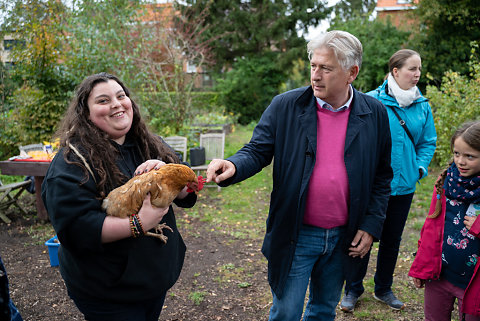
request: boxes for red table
[0,160,51,221]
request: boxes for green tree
[62,0,144,86]
[329,17,410,92]
[62,1,216,135]
[0,63,22,159]
[216,53,285,125]
[178,1,331,124]
[0,0,214,156]
[427,42,480,167]
[177,0,331,71]
[130,2,217,134]
[332,0,376,22]
[0,0,73,152]
[411,0,480,86]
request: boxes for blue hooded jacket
[367,80,437,195]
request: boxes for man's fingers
[206,160,222,182]
[348,230,373,258]
[214,167,234,183]
[351,230,366,247]
[206,159,235,183]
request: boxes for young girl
[409,121,480,321]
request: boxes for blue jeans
[345,193,414,297]
[9,301,23,321]
[269,225,346,321]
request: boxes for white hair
[307,30,363,70]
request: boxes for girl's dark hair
[55,72,179,198]
[429,120,480,218]
[449,120,480,154]
[388,49,420,74]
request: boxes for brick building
[375,0,418,30]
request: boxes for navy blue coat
[222,86,393,297]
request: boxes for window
[202,73,213,87]
[3,39,25,51]
[186,61,197,73]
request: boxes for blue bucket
[45,236,60,267]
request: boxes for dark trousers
[424,278,480,321]
[345,193,414,296]
[70,291,166,321]
[0,255,23,321]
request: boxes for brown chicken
[102,164,205,242]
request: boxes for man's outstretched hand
[206,159,236,184]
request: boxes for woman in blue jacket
[340,49,437,312]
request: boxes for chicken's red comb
[197,175,206,191]
[186,176,206,193]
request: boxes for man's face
[310,47,358,108]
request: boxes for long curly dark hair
[55,72,179,198]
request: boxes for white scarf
[387,73,421,108]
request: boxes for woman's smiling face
[87,80,133,145]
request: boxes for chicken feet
[145,223,174,243]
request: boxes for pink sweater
[303,105,351,228]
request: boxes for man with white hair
[206,30,393,320]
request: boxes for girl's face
[453,136,480,177]
[392,55,422,90]
[87,80,133,145]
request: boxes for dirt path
[1,194,272,321]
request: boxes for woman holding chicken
[42,72,197,321]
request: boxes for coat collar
[297,86,317,154]
[296,86,370,153]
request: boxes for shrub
[428,42,480,167]
[215,53,286,125]
[138,91,221,136]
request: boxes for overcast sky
[304,0,341,40]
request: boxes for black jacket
[41,136,195,303]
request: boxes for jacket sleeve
[173,192,197,208]
[408,187,445,280]
[223,96,278,185]
[416,102,437,179]
[42,154,106,254]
